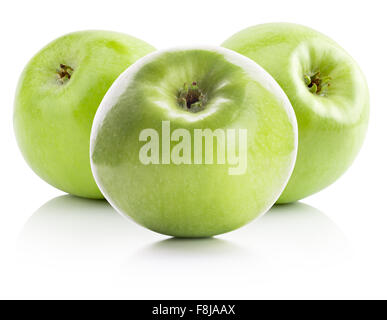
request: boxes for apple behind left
[14,30,155,199]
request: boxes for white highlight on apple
[139,121,248,175]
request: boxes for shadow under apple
[122,202,349,283]
[14,195,351,299]
[17,195,162,266]
[18,195,348,276]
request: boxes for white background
[0,0,386,300]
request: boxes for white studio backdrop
[0,0,386,299]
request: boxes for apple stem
[304,71,331,96]
[56,64,74,85]
[177,82,206,113]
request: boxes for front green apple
[222,23,370,203]
[14,31,155,199]
[90,46,298,237]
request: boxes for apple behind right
[222,23,370,203]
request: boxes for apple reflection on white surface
[129,202,349,278]
[17,195,348,267]
[17,195,158,267]
[12,195,351,299]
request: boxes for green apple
[14,31,155,199]
[222,23,369,203]
[90,46,298,237]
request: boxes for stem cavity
[56,64,74,85]
[304,71,331,96]
[177,82,206,113]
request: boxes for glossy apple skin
[223,23,369,203]
[91,47,298,237]
[14,31,155,199]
